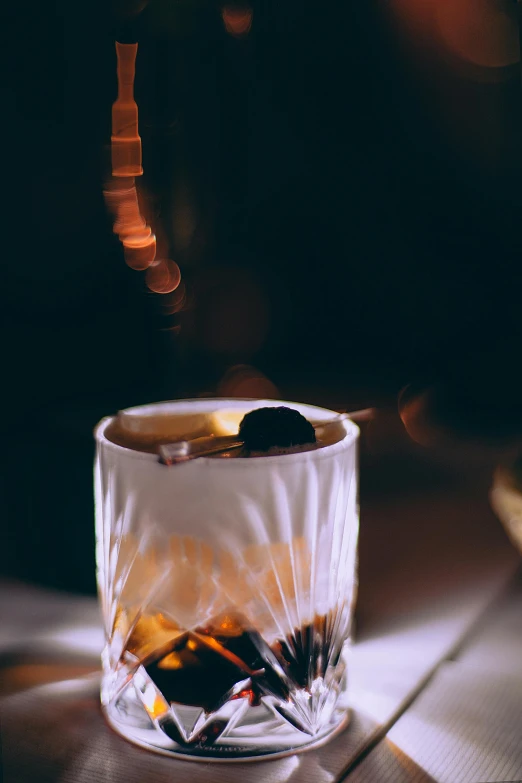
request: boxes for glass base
[103,684,351,761]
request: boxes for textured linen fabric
[0,675,376,783]
[1,569,520,783]
[349,666,522,783]
[1,466,520,783]
[346,573,522,783]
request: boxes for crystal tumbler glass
[94,398,359,760]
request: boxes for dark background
[2,0,522,593]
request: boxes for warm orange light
[158,652,184,669]
[390,0,518,70]
[160,282,186,314]
[107,181,146,237]
[104,178,157,270]
[222,5,253,37]
[123,233,157,271]
[141,688,170,719]
[145,258,182,294]
[217,365,279,400]
[435,0,518,69]
[111,43,143,176]
[104,42,183,300]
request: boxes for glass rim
[94,397,359,467]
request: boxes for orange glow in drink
[94,399,359,760]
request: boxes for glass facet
[94,399,359,760]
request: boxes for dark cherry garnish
[238,406,316,452]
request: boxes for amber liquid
[124,610,333,713]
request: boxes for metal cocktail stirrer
[158,409,374,466]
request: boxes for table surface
[2,418,522,783]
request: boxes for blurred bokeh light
[3,0,522,594]
[217,364,279,399]
[222,4,253,37]
[435,0,519,69]
[145,258,182,294]
[390,0,519,74]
